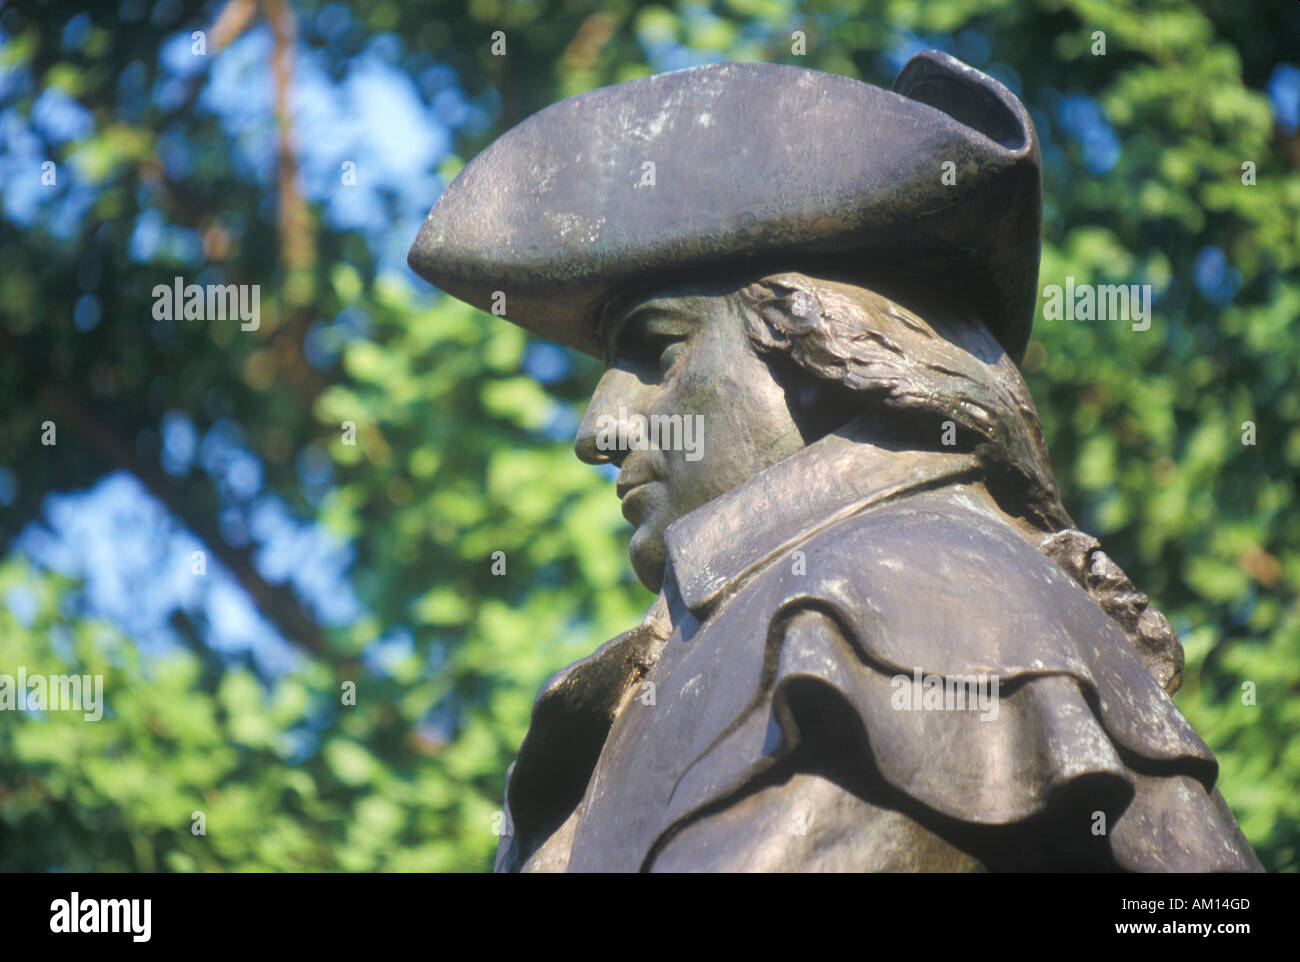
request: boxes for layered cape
[495,432,1262,872]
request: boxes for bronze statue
[410,51,1261,871]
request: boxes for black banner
[6,871,1292,948]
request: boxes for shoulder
[755,488,1121,679]
[801,488,1071,597]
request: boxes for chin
[629,525,667,593]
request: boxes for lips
[620,486,652,524]
[616,456,660,526]
[616,456,658,501]
[617,478,650,500]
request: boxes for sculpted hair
[733,272,1184,694]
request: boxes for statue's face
[574,283,808,592]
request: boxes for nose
[575,367,646,465]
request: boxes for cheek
[651,324,803,508]
[660,375,767,505]
[700,359,795,454]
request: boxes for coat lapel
[495,597,671,871]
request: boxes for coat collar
[664,416,982,617]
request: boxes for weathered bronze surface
[410,52,1262,872]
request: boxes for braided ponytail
[1039,529,1184,693]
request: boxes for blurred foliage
[1,0,1298,871]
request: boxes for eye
[610,311,693,375]
[650,336,686,374]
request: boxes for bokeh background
[1,0,1297,872]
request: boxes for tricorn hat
[409,50,1041,363]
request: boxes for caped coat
[494,438,1262,872]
